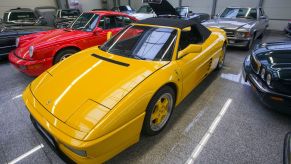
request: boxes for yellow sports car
[23,18,227,163]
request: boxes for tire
[216,44,226,70]
[53,49,79,64]
[142,86,176,136]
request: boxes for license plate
[36,122,56,148]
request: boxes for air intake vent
[91,54,130,67]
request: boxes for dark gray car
[0,8,53,57]
[203,7,269,50]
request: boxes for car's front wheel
[142,86,175,136]
[54,49,79,64]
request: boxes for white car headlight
[266,74,272,86]
[29,46,34,58]
[15,38,20,47]
[235,31,251,38]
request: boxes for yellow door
[176,43,213,99]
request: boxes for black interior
[179,26,203,50]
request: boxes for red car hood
[15,29,91,60]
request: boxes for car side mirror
[36,16,47,25]
[178,44,202,59]
[107,32,112,40]
[189,11,193,14]
[260,16,267,19]
[93,27,102,35]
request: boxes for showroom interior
[0,0,291,163]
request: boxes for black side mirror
[260,16,267,19]
[284,132,291,164]
[189,11,193,14]
[36,16,47,26]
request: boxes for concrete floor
[0,31,291,164]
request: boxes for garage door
[263,0,291,30]
[0,0,56,18]
[182,0,213,15]
[215,0,259,14]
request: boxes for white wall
[131,0,143,10]
[78,0,103,11]
[182,0,213,14]
[263,0,291,30]
[215,0,259,14]
[0,0,56,18]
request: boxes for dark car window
[70,13,99,31]
[7,12,37,22]
[176,7,188,17]
[119,6,133,12]
[99,16,116,29]
[137,5,152,13]
[99,16,132,29]
[179,27,203,50]
[101,25,177,61]
[61,10,80,18]
[220,8,257,19]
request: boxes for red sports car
[9,11,137,76]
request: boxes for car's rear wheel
[142,86,175,136]
[216,44,226,70]
[54,49,79,64]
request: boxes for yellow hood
[30,47,168,126]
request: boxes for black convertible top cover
[137,18,211,41]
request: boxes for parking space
[0,31,291,164]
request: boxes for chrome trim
[249,74,291,98]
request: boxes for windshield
[137,6,152,13]
[70,13,99,31]
[176,7,188,17]
[6,12,37,22]
[100,25,177,61]
[61,10,80,17]
[220,8,257,19]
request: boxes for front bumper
[8,51,53,76]
[23,86,144,163]
[227,37,251,47]
[243,56,291,113]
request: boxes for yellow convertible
[23,18,227,163]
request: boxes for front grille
[250,55,260,74]
[223,29,235,37]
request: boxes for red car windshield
[69,13,99,31]
[100,25,177,61]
